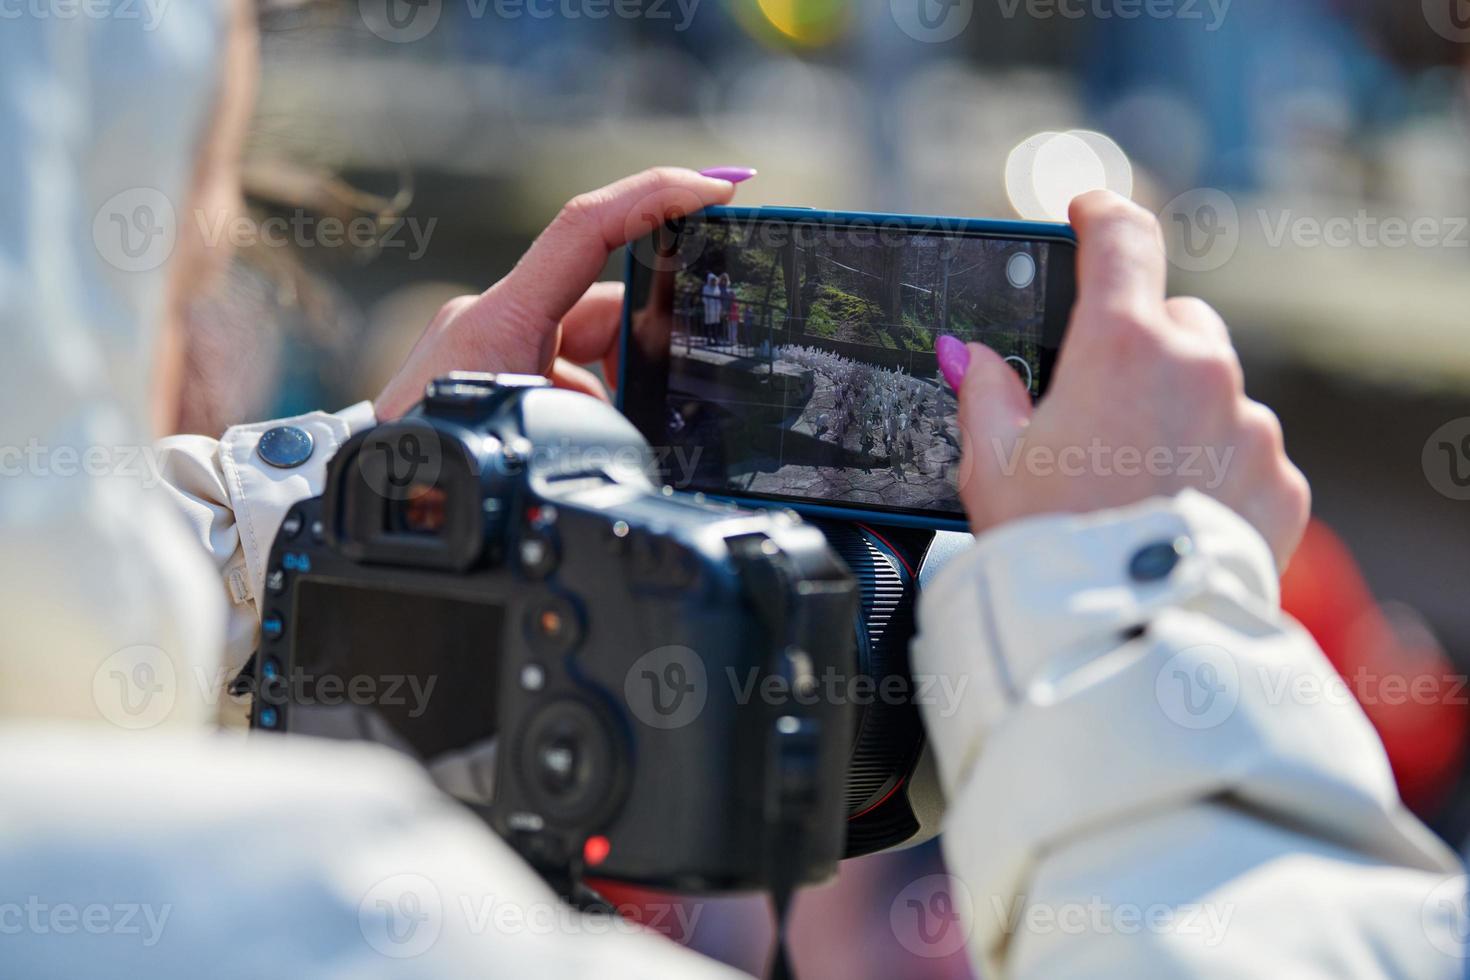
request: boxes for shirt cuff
[912,489,1280,798]
[219,402,376,609]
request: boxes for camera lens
[818,523,928,856]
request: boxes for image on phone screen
[622,211,1075,526]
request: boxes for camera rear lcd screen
[623,215,1071,522]
[291,579,503,759]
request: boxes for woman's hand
[941,191,1311,568]
[375,167,748,419]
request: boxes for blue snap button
[1129,536,1192,583]
[258,426,314,469]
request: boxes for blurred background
[196,1,1470,974]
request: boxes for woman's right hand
[941,191,1311,569]
[374,167,750,419]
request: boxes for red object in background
[584,879,704,942]
[1281,519,1468,815]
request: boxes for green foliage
[804,305,840,338]
[814,283,881,324]
[805,284,891,344]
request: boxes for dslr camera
[249,373,940,893]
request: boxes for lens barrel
[818,523,931,857]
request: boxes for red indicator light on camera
[583,835,611,867]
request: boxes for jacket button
[1129,537,1192,582]
[258,426,314,468]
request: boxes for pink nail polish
[936,335,970,391]
[700,166,758,184]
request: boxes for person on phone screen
[0,3,1464,978]
[718,273,736,348]
[702,272,722,347]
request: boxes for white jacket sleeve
[153,403,377,691]
[911,490,1469,979]
[0,728,746,980]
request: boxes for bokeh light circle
[1005,130,1136,220]
[742,0,852,47]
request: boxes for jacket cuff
[219,402,376,609]
[913,490,1279,798]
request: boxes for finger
[558,281,626,365]
[1273,462,1313,571]
[548,358,611,403]
[1166,295,1242,393]
[957,341,1034,487]
[1068,190,1168,324]
[1165,296,1230,348]
[1235,459,1311,573]
[487,167,739,371]
[602,346,620,393]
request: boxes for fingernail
[936,335,971,391]
[700,166,758,184]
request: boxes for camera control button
[517,699,622,824]
[1128,537,1192,583]
[257,426,314,469]
[426,373,551,409]
[426,378,494,407]
[519,664,546,691]
[536,736,582,796]
[280,510,304,539]
[519,532,558,578]
[261,612,285,641]
[527,596,581,655]
[265,568,287,596]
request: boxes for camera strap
[733,535,825,980]
[767,884,798,980]
[762,744,807,980]
[762,695,822,980]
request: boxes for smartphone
[619,206,1076,532]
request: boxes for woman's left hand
[374,167,745,419]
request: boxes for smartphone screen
[621,208,1075,528]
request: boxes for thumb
[953,342,1033,503]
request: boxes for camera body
[252,373,862,892]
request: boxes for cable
[767,884,797,980]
